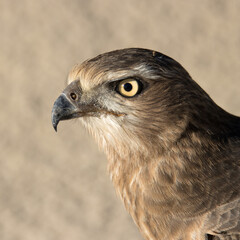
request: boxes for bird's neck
[107,151,206,240]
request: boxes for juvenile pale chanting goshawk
[52,48,240,240]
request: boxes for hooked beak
[51,94,78,132]
[52,79,125,132]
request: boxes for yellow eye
[117,79,140,97]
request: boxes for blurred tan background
[0,0,240,239]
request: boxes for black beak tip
[53,122,58,132]
[51,94,76,132]
[51,113,59,132]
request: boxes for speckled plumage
[52,48,240,240]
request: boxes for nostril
[70,92,77,100]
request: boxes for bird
[52,48,240,240]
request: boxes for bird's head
[52,48,212,158]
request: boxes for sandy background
[1,1,240,239]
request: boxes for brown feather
[53,48,240,240]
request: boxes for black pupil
[70,93,77,100]
[124,83,133,92]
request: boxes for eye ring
[117,79,142,98]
